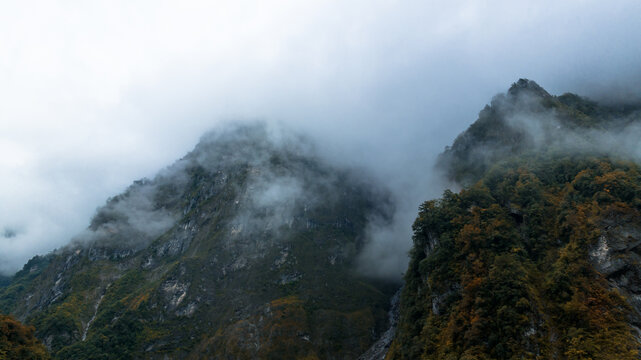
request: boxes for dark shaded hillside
[389,81,641,359]
[0,123,398,359]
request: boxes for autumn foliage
[0,313,50,360]
[389,156,641,359]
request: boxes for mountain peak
[0,122,397,359]
[507,78,551,99]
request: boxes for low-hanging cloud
[500,91,641,161]
[70,180,180,253]
[437,82,641,189]
[1,1,641,275]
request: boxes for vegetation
[3,81,640,359]
[390,79,641,359]
[437,79,641,186]
[390,156,641,359]
[0,313,50,359]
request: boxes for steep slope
[0,123,397,359]
[389,80,641,359]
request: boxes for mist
[1,1,641,275]
[495,83,641,163]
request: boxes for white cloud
[1,0,640,274]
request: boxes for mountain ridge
[3,80,641,359]
[1,122,399,359]
[388,79,641,359]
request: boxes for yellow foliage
[128,292,150,310]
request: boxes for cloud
[1,0,641,275]
[502,97,641,162]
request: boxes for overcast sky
[1,0,640,275]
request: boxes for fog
[1,1,641,275]
[502,89,641,162]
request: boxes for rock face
[590,215,641,341]
[0,123,397,359]
[389,80,641,359]
[358,288,401,360]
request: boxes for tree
[0,313,50,360]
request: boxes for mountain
[388,80,641,359]
[436,79,641,186]
[5,80,641,360]
[0,123,398,359]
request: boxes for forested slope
[389,80,641,359]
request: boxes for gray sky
[1,0,640,275]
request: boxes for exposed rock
[590,219,641,342]
[279,272,302,285]
[161,279,190,310]
[359,288,402,360]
